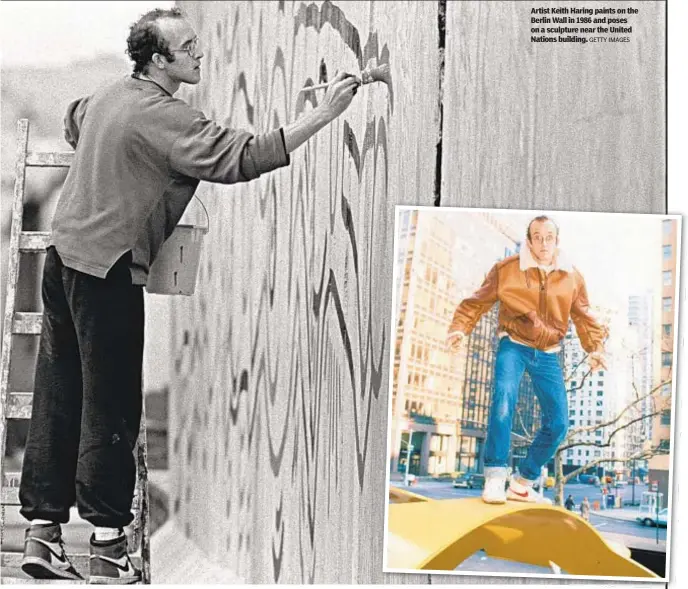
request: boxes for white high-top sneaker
[506,477,553,504]
[482,475,507,504]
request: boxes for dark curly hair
[126,7,185,75]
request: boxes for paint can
[146,195,209,295]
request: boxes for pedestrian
[580,497,591,521]
[565,494,575,511]
[18,7,360,583]
[447,216,608,505]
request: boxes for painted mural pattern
[171,1,437,583]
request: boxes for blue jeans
[483,338,568,481]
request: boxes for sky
[0,1,175,67]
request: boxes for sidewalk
[593,507,645,522]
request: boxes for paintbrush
[299,62,391,93]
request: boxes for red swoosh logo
[510,488,529,498]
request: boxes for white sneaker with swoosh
[482,476,507,504]
[507,481,553,504]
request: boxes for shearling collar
[519,244,574,273]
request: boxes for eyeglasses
[170,37,200,57]
[530,235,556,245]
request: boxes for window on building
[661,410,671,426]
[663,245,672,260]
[594,450,601,457]
[596,410,603,416]
[663,324,672,338]
[596,400,603,407]
[663,270,672,286]
[663,219,673,235]
[577,449,582,456]
[663,352,673,367]
[659,439,671,451]
[597,381,603,386]
[569,419,575,426]
[598,371,604,376]
[663,297,672,313]
[597,391,604,397]
[586,450,590,457]
[662,383,672,396]
[569,409,576,416]
[596,431,603,437]
[579,410,584,416]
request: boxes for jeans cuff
[484,466,509,479]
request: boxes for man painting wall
[18,7,359,583]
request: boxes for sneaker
[21,523,83,581]
[89,533,141,585]
[506,479,553,504]
[482,475,507,504]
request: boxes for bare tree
[512,347,672,506]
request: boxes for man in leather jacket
[447,216,608,504]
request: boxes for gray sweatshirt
[51,75,290,284]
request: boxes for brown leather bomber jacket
[448,252,608,353]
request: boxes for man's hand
[446,330,466,353]
[283,72,360,154]
[320,71,360,120]
[588,351,607,372]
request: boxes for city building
[562,323,614,476]
[390,211,541,477]
[648,219,677,504]
[626,293,656,476]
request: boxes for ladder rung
[25,151,74,167]
[19,232,51,252]
[2,471,21,504]
[1,552,143,580]
[6,392,33,419]
[12,312,42,335]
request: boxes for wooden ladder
[0,119,151,583]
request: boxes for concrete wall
[167,0,665,583]
[441,1,665,213]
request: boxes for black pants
[19,247,144,527]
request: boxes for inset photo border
[383,206,681,582]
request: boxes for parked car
[452,473,471,488]
[453,473,485,489]
[614,480,627,488]
[637,508,668,528]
